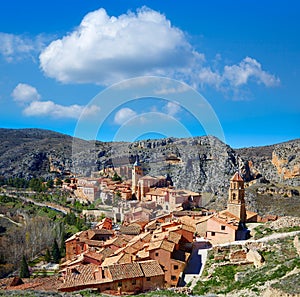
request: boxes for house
[95,217,113,230]
[205,214,239,244]
[65,230,114,261]
[59,260,164,293]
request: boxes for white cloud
[39,7,201,85]
[154,84,190,95]
[12,83,99,119]
[11,83,41,103]
[198,67,222,88]
[198,57,280,90]
[164,101,181,117]
[23,100,99,119]
[38,6,279,96]
[0,33,47,62]
[223,57,280,87]
[114,108,137,125]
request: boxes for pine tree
[44,248,51,263]
[51,239,61,264]
[20,255,30,278]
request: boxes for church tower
[227,172,246,223]
[132,156,143,199]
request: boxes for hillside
[0,128,299,216]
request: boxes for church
[203,172,256,244]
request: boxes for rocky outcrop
[262,287,300,297]
[272,151,300,180]
[0,128,299,214]
[293,236,300,256]
[246,249,264,268]
[237,139,300,187]
[268,216,300,230]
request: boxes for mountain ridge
[0,128,299,215]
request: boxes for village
[0,157,282,295]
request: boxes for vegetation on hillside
[193,236,300,296]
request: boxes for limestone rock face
[237,139,300,187]
[293,236,300,256]
[0,128,299,214]
[246,249,264,268]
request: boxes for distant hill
[0,128,299,215]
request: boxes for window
[155,252,159,257]
[174,265,179,270]
[211,232,215,236]
[132,279,136,285]
[171,275,177,281]
[221,225,226,231]
[232,193,236,200]
[102,270,105,278]
[146,277,151,282]
[118,282,122,287]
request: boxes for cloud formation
[198,57,280,90]
[12,83,41,103]
[23,101,99,119]
[164,101,181,117]
[11,83,99,119]
[39,7,200,85]
[0,33,46,62]
[114,108,137,125]
[39,7,279,94]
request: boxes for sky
[0,0,299,148]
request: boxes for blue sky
[0,0,299,148]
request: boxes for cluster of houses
[62,158,202,222]
[56,171,260,294]
[60,215,194,293]
[1,169,274,295]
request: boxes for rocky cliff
[0,128,299,215]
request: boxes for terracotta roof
[230,172,244,181]
[119,224,141,235]
[108,262,143,281]
[181,223,196,233]
[148,239,175,252]
[101,253,124,267]
[84,251,103,262]
[7,277,62,291]
[152,231,169,242]
[83,239,105,247]
[128,240,145,251]
[195,214,214,224]
[139,260,164,277]
[209,215,239,230]
[99,247,114,259]
[136,249,150,259]
[219,210,240,221]
[60,264,111,290]
[128,231,152,244]
[65,231,83,243]
[145,220,158,230]
[104,235,131,248]
[88,229,114,238]
[246,210,258,219]
[168,231,182,244]
[178,216,197,227]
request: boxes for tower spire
[227,172,246,223]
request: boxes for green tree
[64,178,71,184]
[20,255,30,278]
[51,239,61,264]
[44,248,51,263]
[46,179,54,188]
[55,178,63,186]
[112,172,122,182]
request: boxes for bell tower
[227,172,246,223]
[132,156,143,198]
